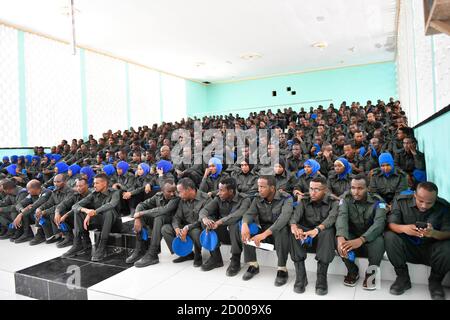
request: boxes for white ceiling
[0,0,398,83]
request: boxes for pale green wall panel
[187,62,397,117]
[415,111,450,202]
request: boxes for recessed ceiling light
[316,16,325,22]
[312,41,328,49]
[240,53,262,60]
[60,6,80,15]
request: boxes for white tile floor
[0,238,448,300]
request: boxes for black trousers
[384,230,450,277]
[234,224,290,267]
[161,224,202,255]
[341,233,385,274]
[0,210,15,228]
[201,223,243,258]
[290,227,336,264]
[74,208,122,241]
[49,211,75,236]
[22,210,54,239]
[136,214,171,255]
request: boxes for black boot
[57,233,73,248]
[173,252,195,263]
[56,232,73,248]
[275,269,289,287]
[390,267,411,295]
[226,254,241,277]
[14,228,34,244]
[0,227,15,240]
[293,261,308,293]
[242,265,260,281]
[316,262,329,295]
[62,233,84,258]
[29,228,46,246]
[126,238,146,264]
[82,233,92,251]
[10,228,23,242]
[91,239,108,262]
[134,251,159,268]
[193,247,203,267]
[428,271,445,300]
[201,248,224,271]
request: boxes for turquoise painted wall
[415,111,450,202]
[186,80,208,117]
[187,61,398,117]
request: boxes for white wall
[0,23,187,148]
[0,24,21,147]
[396,0,450,126]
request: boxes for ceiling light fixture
[312,41,328,49]
[239,53,262,61]
[316,16,325,22]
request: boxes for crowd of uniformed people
[0,98,448,300]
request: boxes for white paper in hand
[245,240,274,251]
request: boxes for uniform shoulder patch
[396,194,413,201]
[339,198,345,206]
[378,203,386,209]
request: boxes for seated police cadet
[56,178,91,250]
[0,179,28,240]
[327,158,352,198]
[369,153,408,205]
[126,179,180,267]
[13,180,52,244]
[335,174,387,290]
[289,176,338,295]
[198,177,251,275]
[34,174,75,245]
[161,178,210,267]
[385,182,450,300]
[65,173,122,262]
[230,159,258,197]
[200,157,229,197]
[240,175,293,287]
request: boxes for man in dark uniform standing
[385,182,450,300]
[289,176,339,295]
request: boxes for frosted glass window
[161,74,186,123]
[24,32,82,147]
[128,64,161,128]
[0,25,21,147]
[85,51,127,139]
